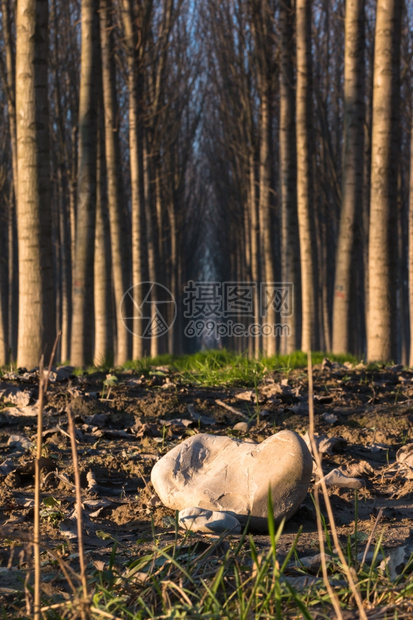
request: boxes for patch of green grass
[40,350,359,386]
[122,349,359,387]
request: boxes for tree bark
[408,118,413,366]
[16,0,56,368]
[367,0,402,362]
[121,0,147,360]
[94,121,114,365]
[333,0,365,355]
[71,0,99,367]
[1,0,18,363]
[100,0,130,365]
[279,0,299,354]
[296,0,318,352]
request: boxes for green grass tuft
[122,349,360,387]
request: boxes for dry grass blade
[34,331,62,619]
[67,403,90,619]
[90,607,125,620]
[360,508,383,570]
[34,355,44,620]
[307,351,368,620]
[308,352,343,620]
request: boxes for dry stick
[67,404,90,618]
[215,398,250,420]
[307,351,368,620]
[307,352,343,620]
[360,508,384,570]
[89,607,125,620]
[34,355,44,620]
[34,331,62,619]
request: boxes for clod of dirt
[397,443,413,469]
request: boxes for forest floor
[1,353,413,618]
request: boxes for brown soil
[1,360,413,614]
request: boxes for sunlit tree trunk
[279,0,299,354]
[367,0,402,362]
[249,152,261,357]
[143,138,159,359]
[94,122,114,365]
[16,0,56,368]
[121,0,146,360]
[257,82,275,357]
[296,0,318,352]
[332,0,365,355]
[100,0,130,365]
[71,0,99,366]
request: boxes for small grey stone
[7,435,33,451]
[179,507,241,534]
[321,412,338,424]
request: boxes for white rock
[179,507,241,534]
[317,468,364,489]
[151,430,313,532]
[233,422,249,432]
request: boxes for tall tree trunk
[279,0,299,354]
[367,0,402,362]
[57,166,72,362]
[248,151,261,357]
[143,138,159,358]
[408,118,413,366]
[121,0,146,360]
[1,0,17,187]
[332,0,365,354]
[71,0,99,367]
[94,121,114,365]
[16,0,56,367]
[51,0,72,362]
[296,0,318,352]
[100,0,130,365]
[259,86,276,357]
[0,198,9,365]
[1,0,18,362]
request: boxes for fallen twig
[307,351,367,620]
[67,403,90,619]
[34,332,61,620]
[215,398,249,420]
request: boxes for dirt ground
[1,359,413,614]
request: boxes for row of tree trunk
[0,0,411,367]
[202,0,411,363]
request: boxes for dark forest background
[0,0,412,368]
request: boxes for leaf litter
[0,360,413,615]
